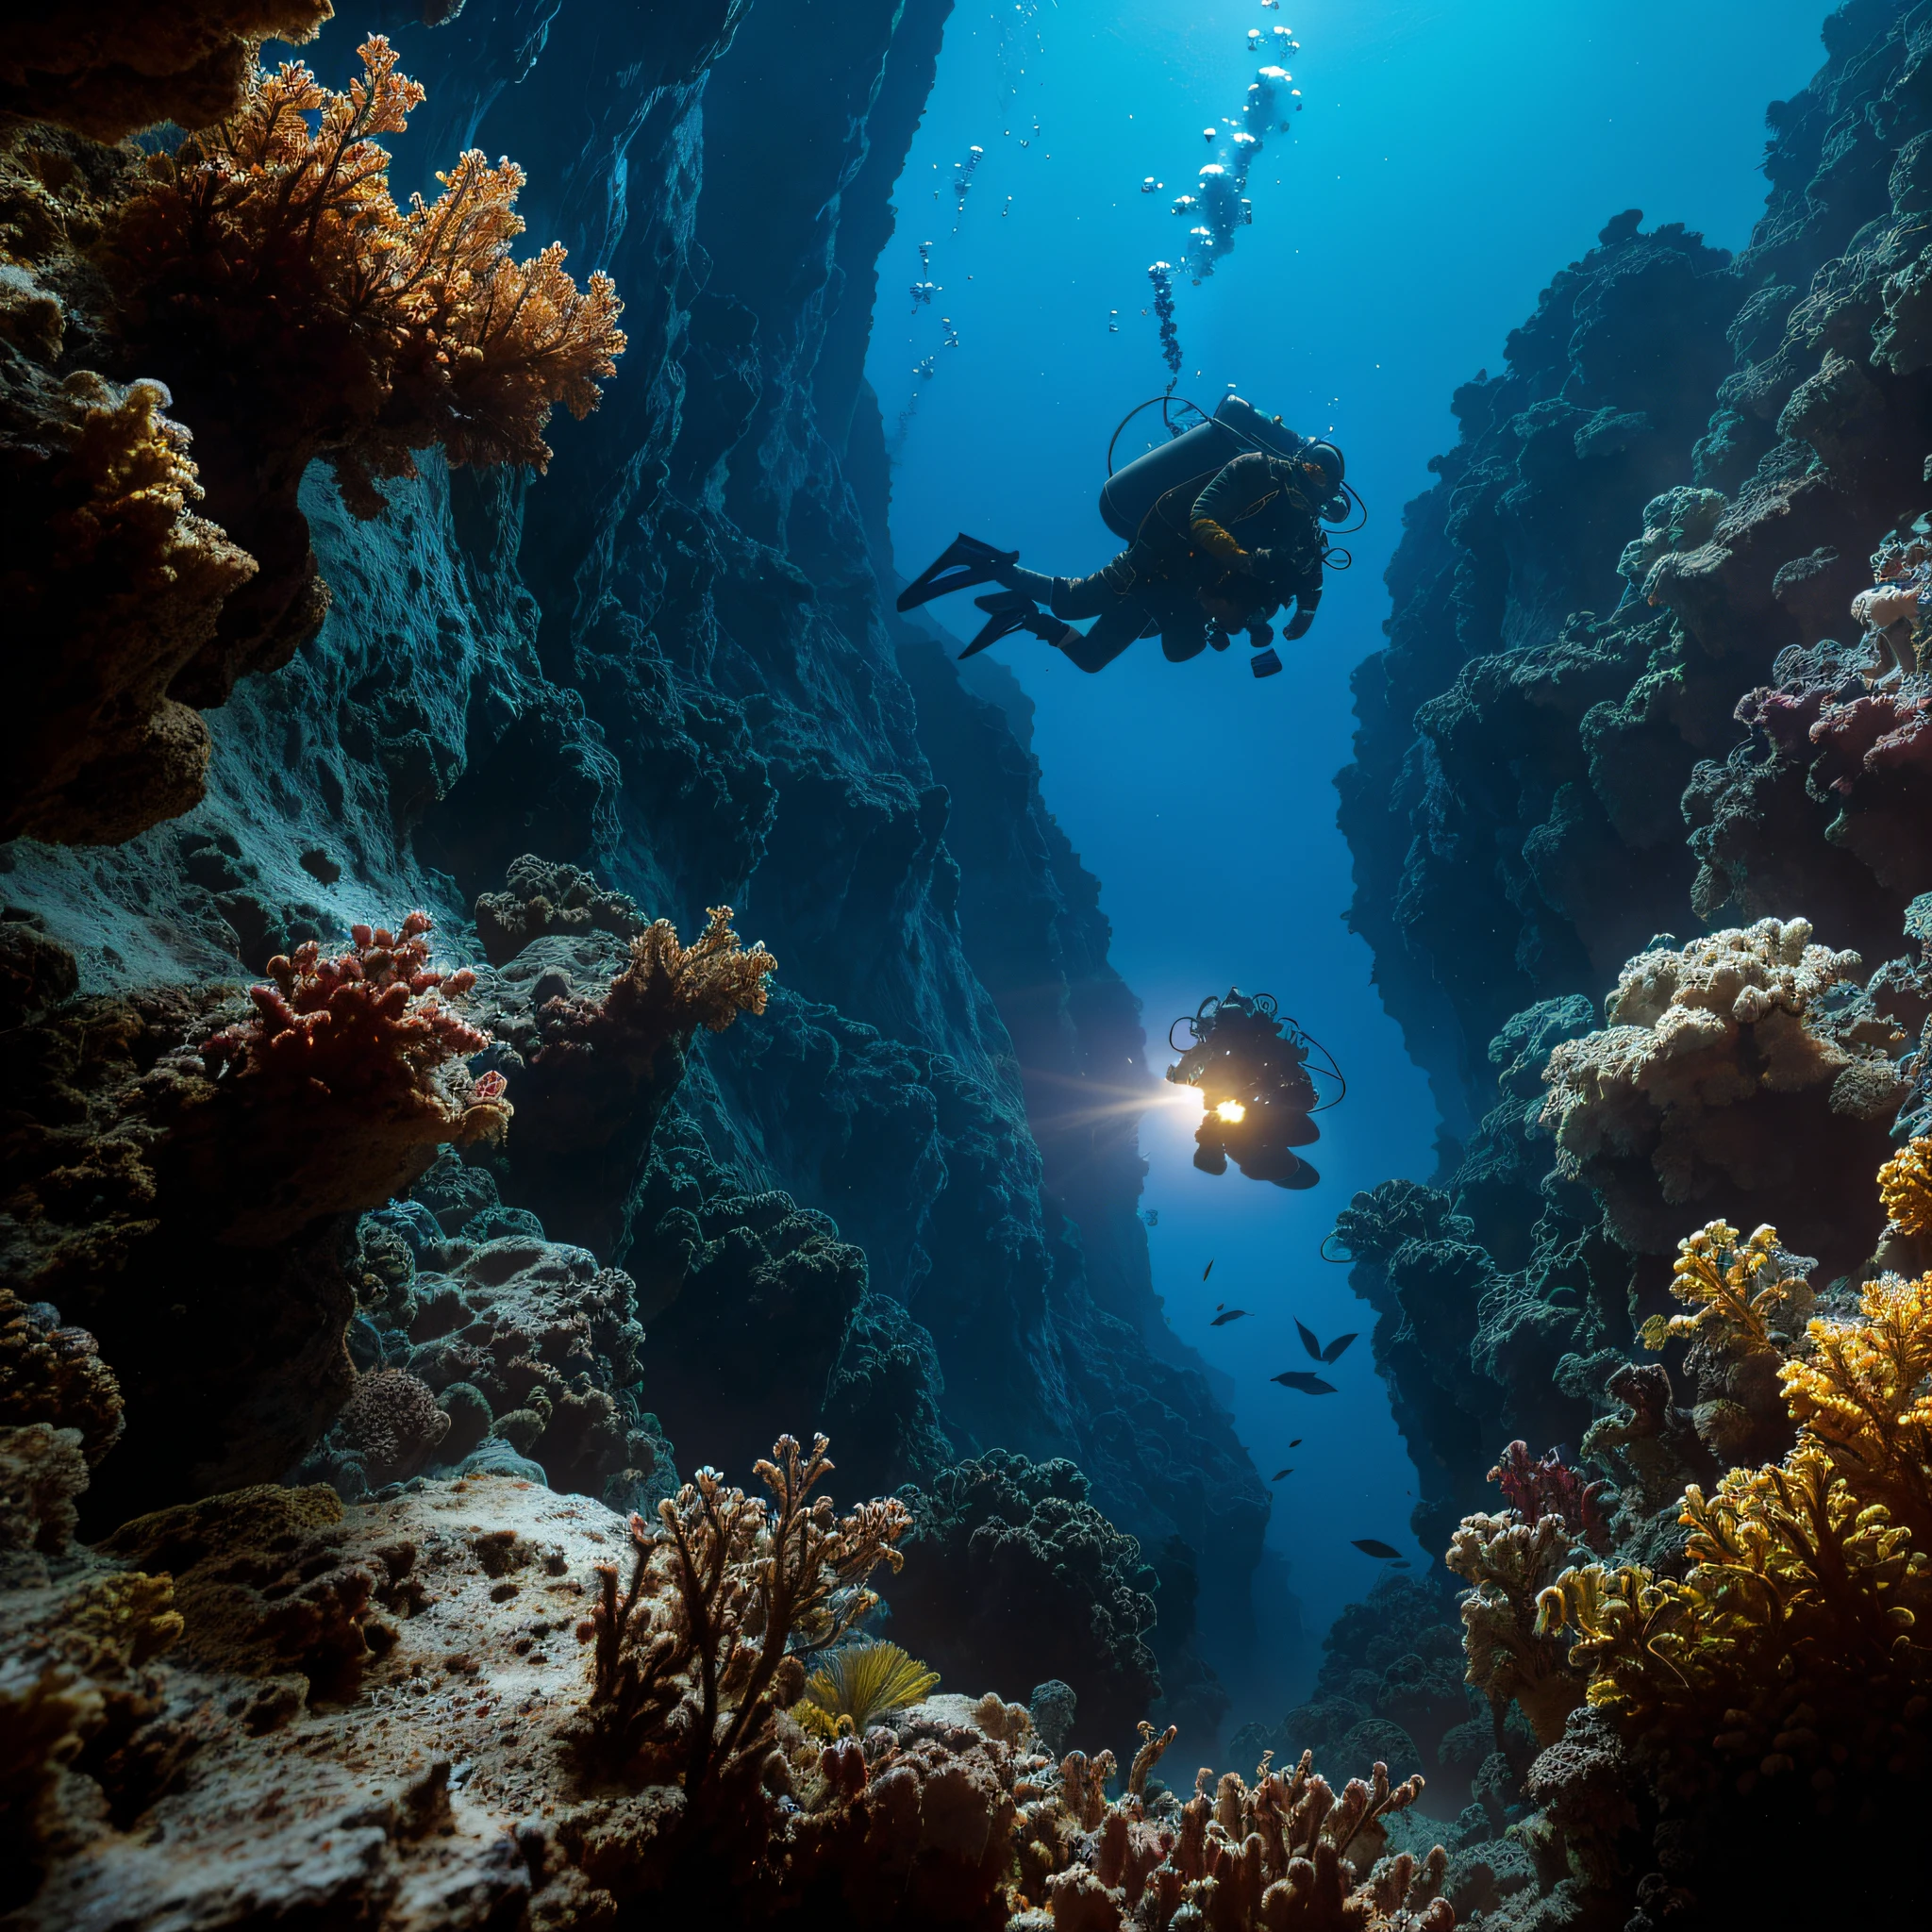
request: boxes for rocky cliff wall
[1,0,1263,1722]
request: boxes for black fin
[897,533,1020,611]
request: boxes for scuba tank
[1099,394,1307,541]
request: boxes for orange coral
[111,34,626,519]
[537,906,776,1071]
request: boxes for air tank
[1098,394,1305,541]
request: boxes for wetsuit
[1031,451,1329,674]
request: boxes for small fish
[1295,1319,1323,1360]
[1352,1539,1403,1560]
[1272,1468,1293,1481]
[1391,1560,1413,1571]
[1272,1372,1337,1395]
[1321,1331,1357,1364]
[1203,1259,1215,1281]
[1289,1438,1303,1448]
[1211,1308,1249,1326]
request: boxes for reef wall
[1,0,1263,1729]
[1334,0,1932,1538]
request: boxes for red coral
[205,910,487,1099]
[1487,1440,1612,1553]
[184,911,508,1243]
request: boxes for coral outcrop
[1,27,624,845]
[888,1451,1164,1757]
[0,914,501,1524]
[1538,917,1904,1269]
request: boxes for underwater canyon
[5,1,1932,1927]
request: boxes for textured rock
[3,0,1265,1623]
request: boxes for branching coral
[578,1432,911,1806]
[1487,1442,1611,1555]
[192,910,508,1241]
[0,2,335,142]
[1878,1135,1932,1238]
[1532,1155,1932,1818]
[1013,1743,1456,1931]
[1445,1511,1586,1748]
[1539,919,1903,1264]
[1638,1219,1814,1462]
[794,1640,939,1740]
[110,36,626,519]
[536,906,775,1073]
[3,24,628,846]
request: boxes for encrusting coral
[889,1450,1162,1756]
[1539,918,1905,1269]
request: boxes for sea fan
[795,1641,939,1739]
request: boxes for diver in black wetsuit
[898,440,1341,674]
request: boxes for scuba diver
[897,396,1351,676]
[1165,989,1342,1189]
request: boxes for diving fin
[959,591,1078,659]
[897,534,1021,611]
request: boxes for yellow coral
[1878,1137,1932,1238]
[1639,1220,1811,1357]
[623,907,777,1037]
[1445,1510,1585,1746]
[793,1640,938,1739]
[1781,1270,1932,1546]
[1524,1150,1932,1807]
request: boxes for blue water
[869,0,1828,1716]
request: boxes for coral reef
[302,1153,662,1510]
[1,25,623,845]
[0,914,503,1524]
[1539,918,1904,1269]
[1009,1742,1456,1932]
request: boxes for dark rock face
[4,0,1263,1647]
[1332,6,1932,1547]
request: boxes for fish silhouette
[1203,1259,1215,1281]
[1352,1539,1403,1560]
[1210,1308,1249,1326]
[1391,1560,1413,1571]
[1289,1438,1303,1448]
[1271,1467,1293,1480]
[1271,1372,1337,1395]
[1298,1320,1357,1364]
